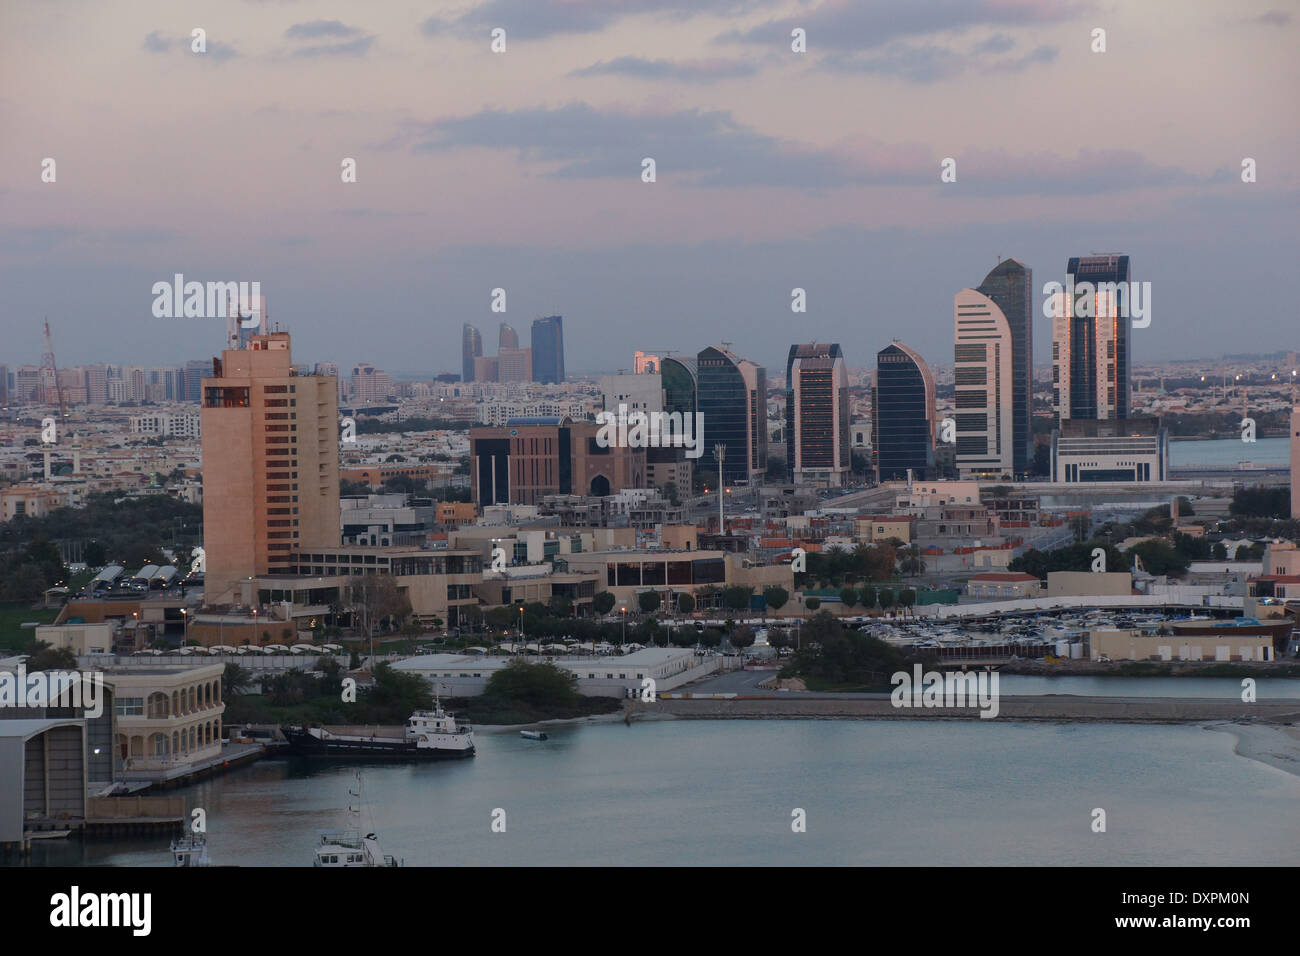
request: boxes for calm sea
[20,719,1300,867]
[1168,436,1288,469]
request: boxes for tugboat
[282,702,475,760]
[170,833,211,867]
[520,729,549,741]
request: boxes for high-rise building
[953,287,1014,478]
[473,355,500,383]
[349,364,391,404]
[785,343,850,486]
[697,346,767,484]
[462,324,483,382]
[184,360,209,403]
[1052,254,1131,422]
[974,258,1033,473]
[497,347,532,383]
[873,342,935,481]
[0,364,8,405]
[660,357,697,417]
[200,332,340,602]
[633,351,660,374]
[531,316,565,384]
[498,323,519,351]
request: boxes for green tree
[898,590,917,615]
[858,585,877,609]
[805,597,821,611]
[638,591,661,614]
[222,662,252,696]
[24,641,77,671]
[676,592,696,614]
[730,626,756,654]
[877,588,895,612]
[721,586,752,611]
[763,586,789,612]
[482,659,581,709]
[364,662,434,722]
[593,592,617,616]
[839,587,858,608]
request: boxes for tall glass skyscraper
[697,346,767,484]
[873,341,935,481]
[462,324,482,383]
[531,315,565,384]
[785,343,850,486]
[1052,254,1131,421]
[974,258,1033,474]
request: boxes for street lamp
[620,605,626,648]
[181,608,188,646]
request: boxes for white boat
[314,773,402,867]
[170,833,211,867]
[520,729,549,740]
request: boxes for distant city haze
[1,0,1296,373]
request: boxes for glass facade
[976,259,1032,475]
[530,315,565,384]
[698,347,756,483]
[874,343,934,481]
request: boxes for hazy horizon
[2,0,1297,377]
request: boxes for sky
[1,0,1297,377]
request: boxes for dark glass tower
[660,356,697,416]
[697,346,766,484]
[1063,255,1131,421]
[873,342,935,481]
[975,259,1033,475]
[785,343,849,483]
[462,324,482,383]
[531,315,565,384]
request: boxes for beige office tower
[1292,404,1300,519]
[200,332,339,603]
[953,289,1014,477]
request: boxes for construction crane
[41,318,66,419]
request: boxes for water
[1169,436,1288,469]
[21,720,1300,867]
[997,675,1300,698]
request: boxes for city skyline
[2,2,1297,373]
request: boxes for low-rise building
[1089,628,1274,662]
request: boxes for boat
[170,833,211,867]
[520,729,549,740]
[314,773,402,867]
[281,703,474,760]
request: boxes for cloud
[394,103,1192,196]
[569,56,760,83]
[824,37,1057,83]
[421,0,777,40]
[718,0,1093,52]
[291,34,376,57]
[142,31,239,61]
[973,33,1015,54]
[286,20,363,39]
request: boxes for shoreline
[1204,721,1300,779]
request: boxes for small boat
[170,833,211,867]
[520,730,548,741]
[314,772,402,867]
